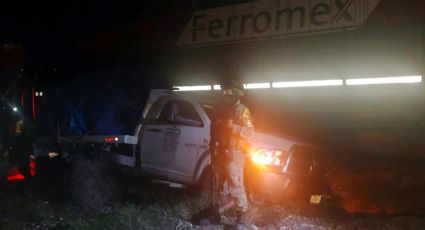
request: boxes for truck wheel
[246,165,270,206]
[247,181,284,205]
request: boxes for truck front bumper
[245,161,330,205]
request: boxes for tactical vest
[213,102,253,153]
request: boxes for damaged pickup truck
[34,90,330,205]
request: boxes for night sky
[0,0,254,136]
[0,0,186,83]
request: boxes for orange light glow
[250,148,282,166]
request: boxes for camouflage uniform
[215,101,254,212]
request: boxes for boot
[233,211,250,230]
[192,205,221,226]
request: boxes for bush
[70,150,119,211]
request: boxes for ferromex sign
[176,0,381,47]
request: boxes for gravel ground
[1,185,425,230]
[2,153,425,229]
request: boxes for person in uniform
[212,79,254,228]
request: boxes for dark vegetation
[2,148,425,229]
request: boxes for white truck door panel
[140,124,168,176]
[160,125,208,183]
[140,96,210,184]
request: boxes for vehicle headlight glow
[250,148,283,166]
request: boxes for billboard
[176,0,381,47]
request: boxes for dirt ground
[1,180,425,230]
[2,152,425,229]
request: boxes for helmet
[221,78,244,96]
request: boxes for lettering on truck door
[140,97,209,183]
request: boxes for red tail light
[7,166,25,181]
[6,158,36,181]
[104,136,119,143]
[30,159,36,177]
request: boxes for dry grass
[328,160,425,215]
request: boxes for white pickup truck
[34,90,328,204]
